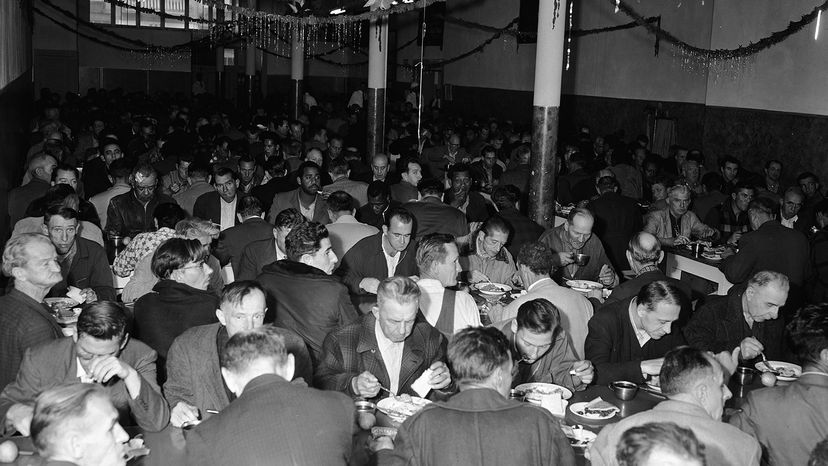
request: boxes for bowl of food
[610,381,638,401]
[565,280,603,293]
[474,282,512,297]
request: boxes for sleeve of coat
[338,284,360,322]
[313,332,358,398]
[584,313,645,385]
[682,303,720,352]
[0,348,46,427]
[374,418,420,466]
[163,336,195,410]
[337,247,366,295]
[213,232,232,268]
[88,246,116,301]
[236,245,258,281]
[126,347,171,431]
[720,239,756,285]
[106,199,124,238]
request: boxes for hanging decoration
[195,0,445,25]
[363,0,395,10]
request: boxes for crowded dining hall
[1,0,828,464]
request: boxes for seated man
[257,222,358,364]
[585,281,687,384]
[315,277,452,399]
[444,163,492,223]
[497,241,593,359]
[0,233,65,389]
[325,190,379,260]
[587,176,644,272]
[705,182,754,244]
[267,161,330,225]
[491,185,544,257]
[459,216,517,285]
[356,180,399,229]
[322,157,368,207]
[165,281,312,428]
[0,301,169,435]
[41,206,114,302]
[538,207,619,288]
[390,157,423,203]
[186,326,354,466]
[374,327,575,465]
[589,346,759,466]
[213,196,274,276]
[644,184,718,247]
[615,422,707,466]
[112,203,185,279]
[730,304,828,466]
[337,208,418,296]
[30,384,131,466]
[500,299,593,391]
[193,167,242,231]
[685,270,788,361]
[402,178,469,241]
[604,232,693,319]
[415,233,481,335]
[236,208,305,281]
[106,163,176,241]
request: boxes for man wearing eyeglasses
[105,164,176,241]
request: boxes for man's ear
[299,253,313,267]
[119,333,130,351]
[278,354,296,381]
[220,368,238,395]
[657,250,665,265]
[510,319,518,334]
[216,309,227,326]
[41,223,49,236]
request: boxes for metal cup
[736,367,755,385]
[693,243,704,257]
[574,253,591,266]
[508,389,525,402]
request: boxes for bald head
[29,154,58,182]
[627,231,663,270]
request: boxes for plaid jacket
[705,197,749,238]
[315,313,448,400]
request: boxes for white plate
[566,280,604,293]
[754,361,802,381]
[569,401,619,420]
[514,382,573,401]
[701,253,722,261]
[377,396,431,423]
[473,283,512,296]
[561,425,597,448]
[44,297,79,309]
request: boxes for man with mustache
[267,162,330,225]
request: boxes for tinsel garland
[195,0,446,25]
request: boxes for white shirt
[528,277,553,293]
[417,278,481,333]
[628,301,651,347]
[382,238,401,277]
[375,318,404,394]
[299,198,316,222]
[219,197,237,231]
[76,358,95,383]
[781,214,798,229]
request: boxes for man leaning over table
[644,184,718,247]
[373,327,575,466]
[495,241,593,359]
[0,301,169,436]
[314,276,453,400]
[500,299,593,392]
[730,304,828,466]
[164,281,312,428]
[585,281,687,385]
[538,207,620,288]
[588,346,760,466]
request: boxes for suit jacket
[47,237,115,301]
[80,156,111,198]
[0,289,64,390]
[186,374,354,466]
[322,178,369,208]
[590,400,761,466]
[325,216,379,261]
[164,323,313,414]
[106,191,177,239]
[721,220,810,287]
[539,223,615,283]
[236,238,281,281]
[497,207,544,258]
[604,270,694,328]
[585,295,687,384]
[213,217,274,274]
[192,191,243,227]
[267,188,330,224]
[443,190,491,223]
[173,180,215,216]
[644,208,712,243]
[377,388,575,466]
[402,197,468,240]
[336,233,419,296]
[257,261,358,364]
[730,373,828,466]
[684,284,786,361]
[0,337,169,432]
[315,313,448,400]
[8,179,50,226]
[588,191,643,271]
[251,176,295,215]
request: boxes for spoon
[759,352,778,374]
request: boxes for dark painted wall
[0,71,35,246]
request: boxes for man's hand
[5,403,33,436]
[712,347,741,378]
[640,358,664,377]
[598,264,616,287]
[720,248,736,259]
[359,278,381,294]
[352,371,381,398]
[427,362,451,389]
[469,270,490,284]
[571,360,594,386]
[369,436,395,452]
[80,288,98,303]
[727,232,742,245]
[673,235,690,246]
[556,252,574,267]
[170,402,200,428]
[89,356,141,399]
[739,337,764,360]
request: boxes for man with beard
[539,207,619,288]
[106,164,176,240]
[267,162,330,224]
[41,206,114,302]
[193,167,243,231]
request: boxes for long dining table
[664,246,734,295]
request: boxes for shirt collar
[528,277,553,292]
[334,214,360,224]
[628,300,650,342]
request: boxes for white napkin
[540,391,566,417]
[66,286,85,304]
[411,368,434,398]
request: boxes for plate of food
[377,394,432,424]
[55,307,81,325]
[565,280,603,293]
[561,424,597,448]
[754,361,801,381]
[701,252,723,261]
[44,297,79,312]
[474,282,512,296]
[569,398,620,420]
[514,382,573,401]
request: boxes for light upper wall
[1,1,32,90]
